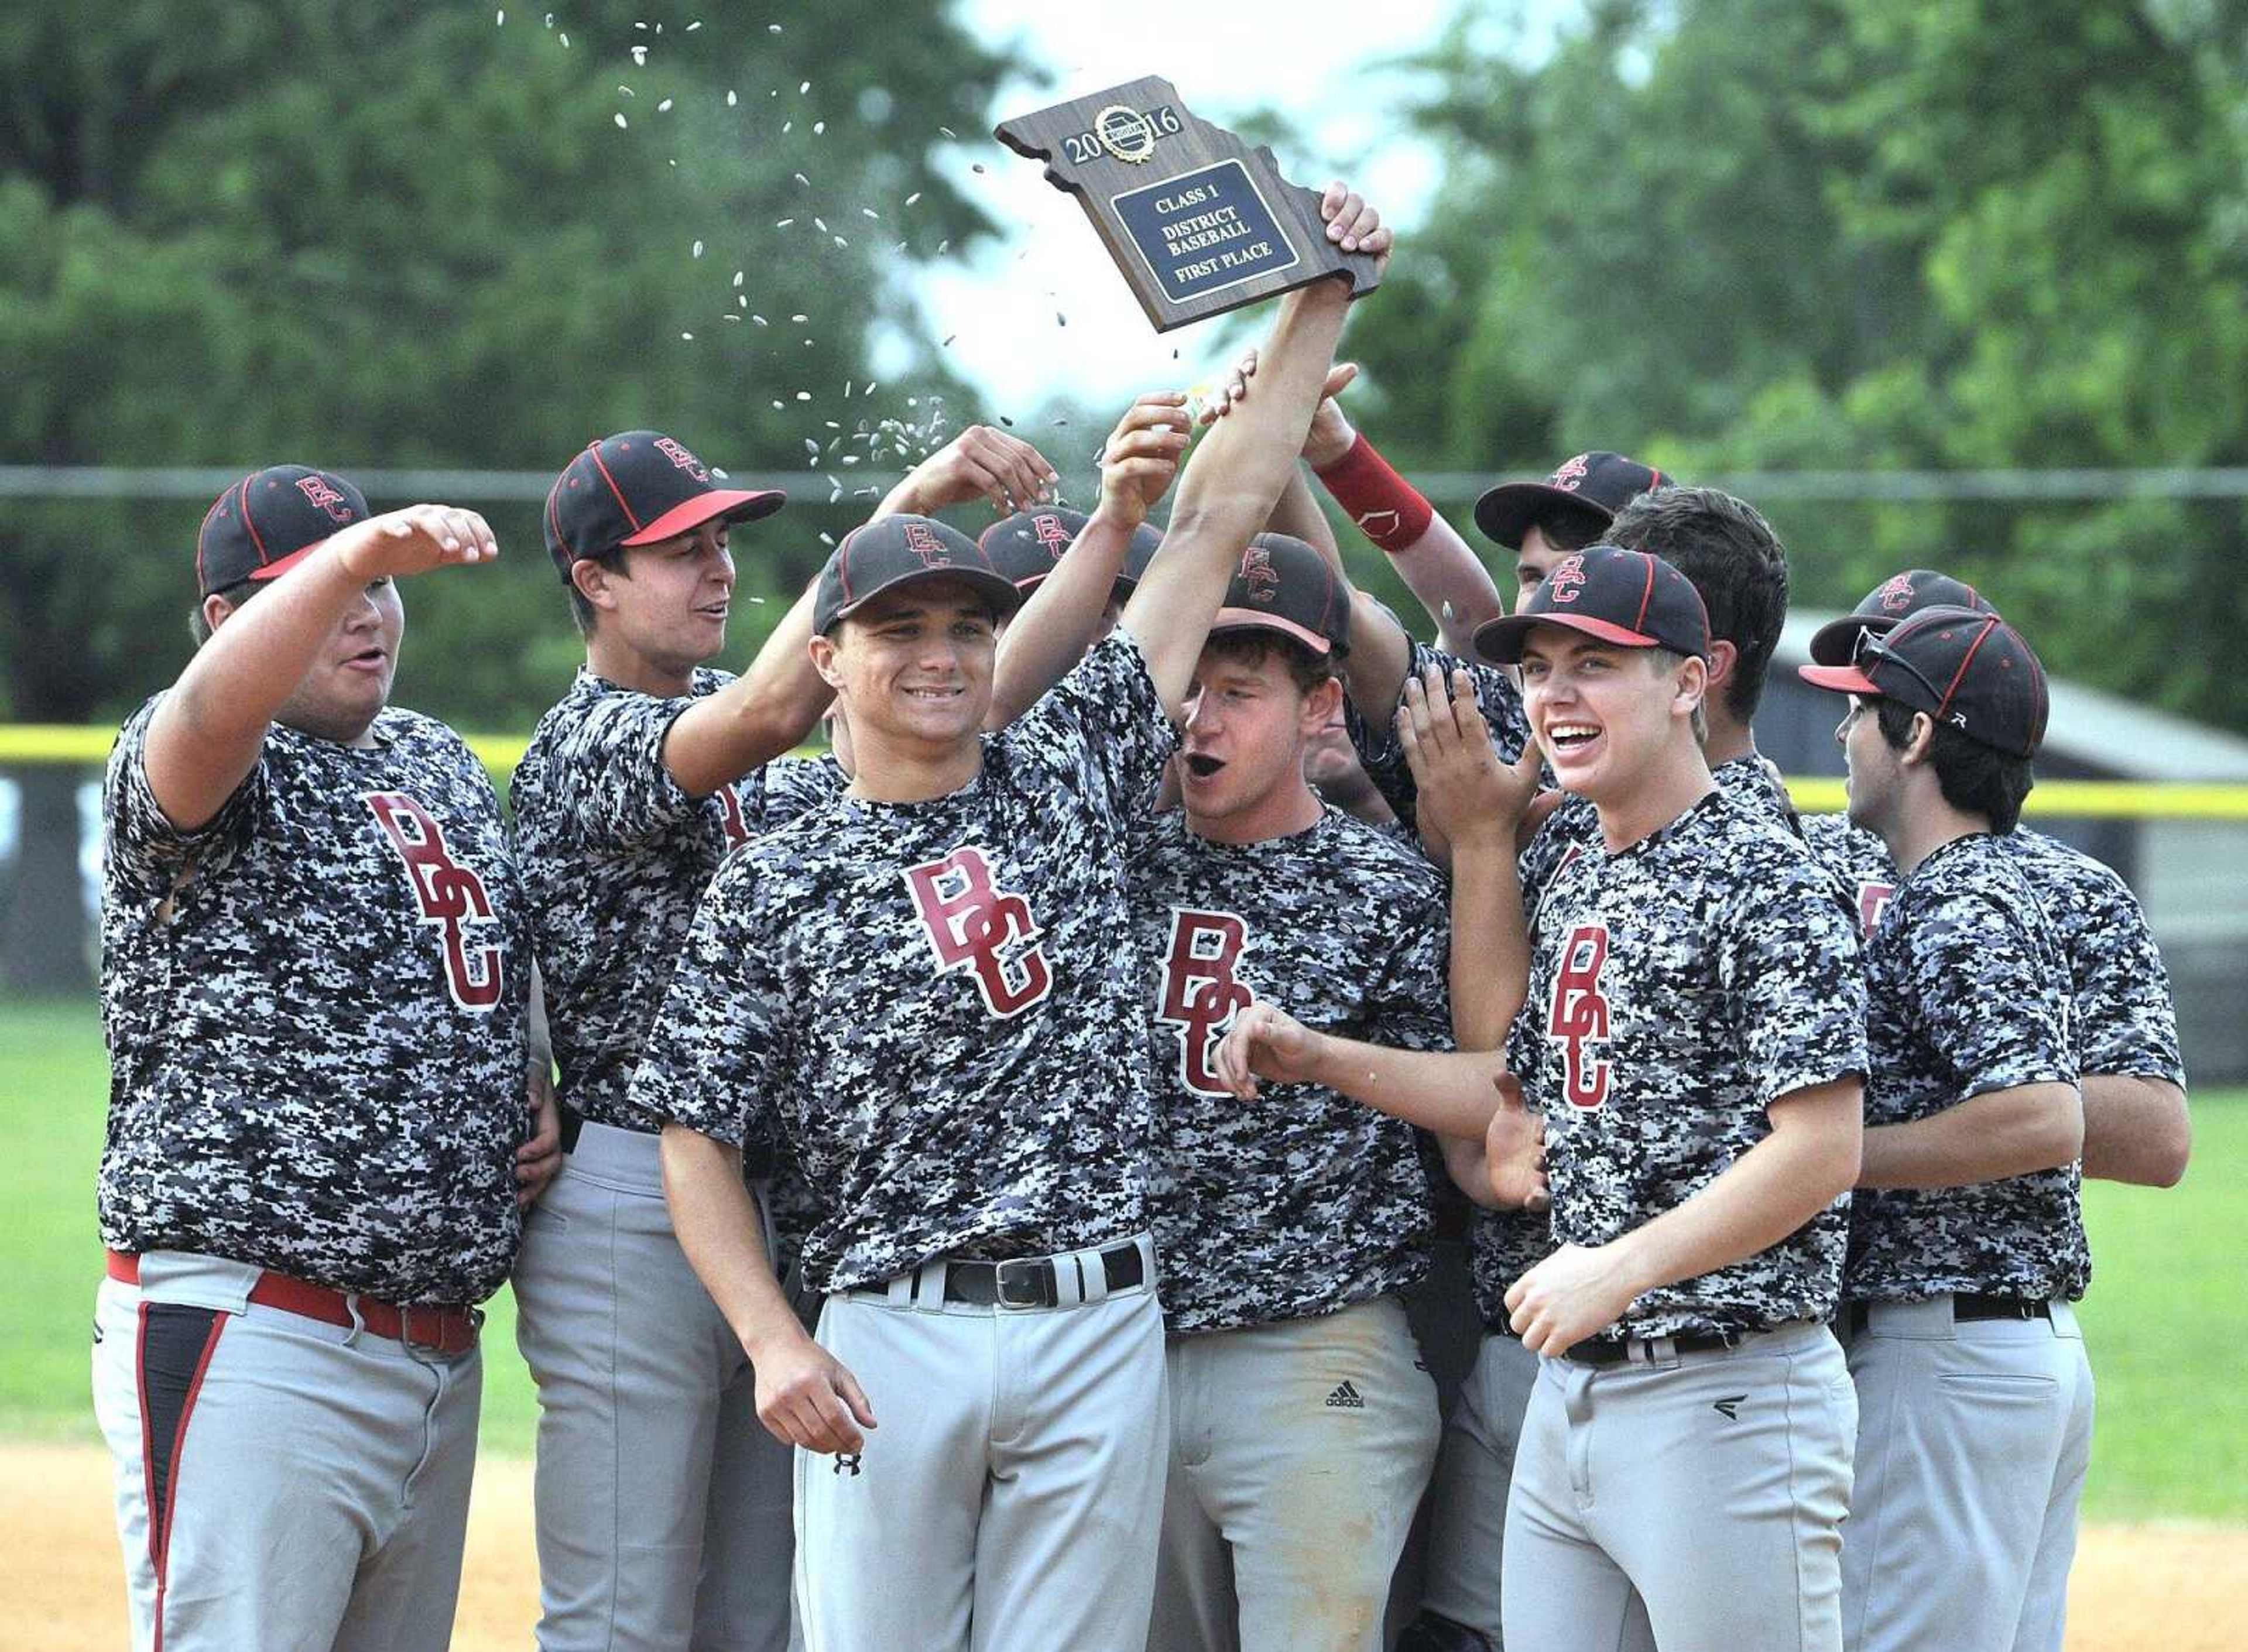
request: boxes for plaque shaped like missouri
[996,77,1384,333]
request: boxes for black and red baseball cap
[1211,533,1351,657]
[1473,451,1667,551]
[544,430,784,580]
[1472,545,1711,664]
[980,507,1090,589]
[1798,605,2048,757]
[196,465,372,596]
[979,508,1166,599]
[814,514,1023,634]
[1807,569,1996,666]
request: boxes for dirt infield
[10,1438,2241,1648]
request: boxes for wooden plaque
[995,77,1383,334]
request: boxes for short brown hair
[1202,628,1337,696]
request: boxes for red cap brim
[1797,662,1881,696]
[1211,607,1337,657]
[1472,609,1660,664]
[621,488,786,546]
[245,538,333,582]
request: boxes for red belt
[106,1250,479,1355]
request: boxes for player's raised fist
[333,505,499,580]
[1098,392,1192,528]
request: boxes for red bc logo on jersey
[1856,880,1896,938]
[1547,923,1612,1109]
[715,784,752,849]
[1156,909,1253,1097]
[902,846,1054,1019]
[364,791,505,1012]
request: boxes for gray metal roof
[1778,612,2248,782]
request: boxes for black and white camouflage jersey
[1489,788,1867,1339]
[629,630,1176,1295]
[1848,831,2087,1305]
[1520,753,1800,916]
[1805,814,2184,1087]
[760,749,851,833]
[1129,807,1449,1336]
[1344,640,1531,838]
[1471,753,1808,1328]
[100,698,529,1306]
[512,669,849,1135]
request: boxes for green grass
[5,995,2242,1516]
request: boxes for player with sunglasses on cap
[1800,608,2095,1652]
[1802,573,2188,1193]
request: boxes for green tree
[0,1,1014,988]
[1344,0,2248,732]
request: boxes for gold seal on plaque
[1095,104,1156,163]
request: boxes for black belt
[557,1101,585,1154]
[1562,1328,1739,1366]
[856,1240,1146,1309]
[1845,1294,2052,1335]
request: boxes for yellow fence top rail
[5,725,2248,819]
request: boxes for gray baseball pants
[1840,1296,2093,1652]
[512,1119,797,1651]
[1502,1319,1855,1652]
[793,1237,1168,1652]
[1149,1295,1439,1652]
[91,1249,481,1652]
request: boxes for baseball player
[1390,486,1797,1649]
[1802,572,2191,1189]
[1313,430,1665,849]
[631,188,1385,1652]
[92,468,542,1651]
[1797,607,2091,1651]
[1132,534,1449,1652]
[1260,545,1866,1650]
[509,420,1070,1650]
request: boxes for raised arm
[1122,187,1384,714]
[147,506,497,829]
[1303,366,1503,651]
[986,393,1192,726]
[1400,662,1543,1046]
[660,578,833,798]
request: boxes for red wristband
[1313,432,1434,554]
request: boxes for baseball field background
[4,996,2243,1647]
[9,1,2248,1644]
